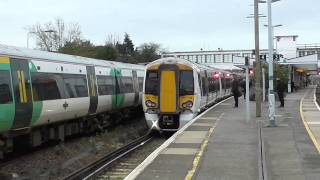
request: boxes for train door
[10,59,33,130]
[159,65,178,113]
[132,70,139,106]
[86,66,98,115]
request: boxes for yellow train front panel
[160,70,176,113]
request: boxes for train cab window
[179,71,194,95]
[138,77,144,92]
[145,71,158,95]
[97,75,115,95]
[120,77,134,93]
[31,73,62,101]
[63,74,88,98]
[0,70,13,104]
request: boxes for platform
[126,87,320,180]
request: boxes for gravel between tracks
[0,117,148,180]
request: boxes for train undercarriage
[0,106,142,159]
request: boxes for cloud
[0,0,319,51]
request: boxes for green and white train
[0,45,145,158]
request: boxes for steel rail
[63,132,153,180]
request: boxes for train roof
[0,44,145,70]
[147,57,222,72]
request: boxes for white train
[0,45,144,157]
[143,57,234,132]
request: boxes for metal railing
[297,43,320,49]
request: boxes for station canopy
[208,63,242,71]
[279,54,319,74]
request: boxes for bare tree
[136,42,161,62]
[105,33,121,47]
[28,17,82,51]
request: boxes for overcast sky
[0,0,319,52]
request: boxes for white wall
[276,36,298,59]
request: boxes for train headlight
[182,101,193,108]
[145,100,156,107]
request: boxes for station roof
[208,63,242,71]
[279,54,319,74]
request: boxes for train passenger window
[198,74,202,95]
[208,77,213,92]
[145,71,158,95]
[179,71,194,95]
[138,77,144,92]
[213,79,219,92]
[31,73,62,101]
[120,77,134,93]
[201,76,207,96]
[97,75,115,95]
[221,78,226,89]
[0,70,13,104]
[63,74,88,98]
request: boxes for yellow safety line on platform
[184,113,224,180]
[300,91,320,154]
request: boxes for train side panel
[95,66,114,114]
[29,60,90,126]
[137,70,145,105]
[0,56,15,133]
[118,68,135,108]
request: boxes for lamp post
[266,0,280,127]
[254,0,262,117]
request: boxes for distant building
[162,35,320,65]
[161,49,269,64]
[296,43,320,60]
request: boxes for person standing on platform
[241,79,246,99]
[291,81,295,92]
[277,78,286,107]
[232,76,240,107]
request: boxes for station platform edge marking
[184,113,224,180]
[299,89,320,154]
[124,97,233,180]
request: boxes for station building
[161,35,320,91]
[162,35,320,66]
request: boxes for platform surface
[129,87,320,180]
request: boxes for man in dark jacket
[232,77,240,107]
[277,78,286,107]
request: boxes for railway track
[63,132,163,180]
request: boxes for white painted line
[192,123,214,126]
[308,122,320,125]
[313,89,320,111]
[175,131,208,144]
[124,97,232,180]
[198,117,218,120]
[219,103,232,105]
[161,148,198,155]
